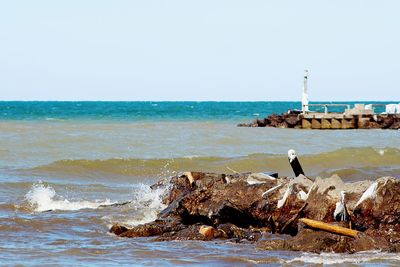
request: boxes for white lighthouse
[302,70,309,113]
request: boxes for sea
[0,101,399,266]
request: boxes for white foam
[121,183,168,227]
[183,155,199,159]
[289,251,400,264]
[25,181,114,212]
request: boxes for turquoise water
[0,101,395,121]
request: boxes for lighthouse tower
[302,70,309,113]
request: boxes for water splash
[25,181,114,212]
[121,183,169,227]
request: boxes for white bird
[297,184,316,201]
[354,181,378,209]
[261,183,283,198]
[247,173,276,185]
[288,149,296,163]
[277,184,294,208]
[333,191,351,224]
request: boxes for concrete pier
[301,113,359,129]
[238,71,400,129]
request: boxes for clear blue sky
[0,0,399,101]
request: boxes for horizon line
[0,100,399,103]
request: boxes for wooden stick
[299,218,359,238]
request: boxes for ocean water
[0,101,399,266]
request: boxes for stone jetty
[238,112,400,129]
[110,171,400,253]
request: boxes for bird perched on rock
[277,184,294,209]
[288,149,305,177]
[333,191,352,229]
[354,181,378,209]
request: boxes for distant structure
[239,70,400,129]
[298,74,400,129]
[301,70,309,113]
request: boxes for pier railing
[303,104,351,114]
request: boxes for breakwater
[239,112,400,129]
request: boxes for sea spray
[118,182,170,227]
[25,181,114,212]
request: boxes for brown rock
[110,172,400,253]
[381,116,394,128]
[369,121,382,129]
[268,114,283,127]
[256,119,267,127]
[358,118,370,129]
[389,121,400,129]
[199,225,216,239]
[285,115,300,128]
[257,227,387,253]
[109,223,129,236]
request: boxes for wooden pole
[299,218,358,238]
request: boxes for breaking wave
[25,182,115,212]
[26,147,400,181]
[119,183,169,227]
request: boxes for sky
[0,0,399,101]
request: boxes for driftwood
[299,218,358,238]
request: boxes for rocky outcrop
[238,112,301,128]
[110,172,400,253]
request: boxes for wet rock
[199,225,215,239]
[258,227,388,253]
[381,116,394,128]
[285,115,300,128]
[390,121,400,129]
[110,172,400,253]
[109,223,129,236]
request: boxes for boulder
[110,172,400,253]
[284,115,300,128]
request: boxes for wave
[25,147,400,181]
[25,181,115,212]
[22,181,169,227]
[288,251,400,264]
[102,183,169,227]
